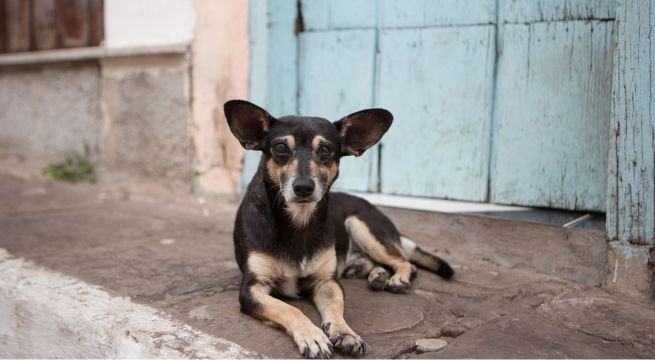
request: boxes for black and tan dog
[224,100,453,358]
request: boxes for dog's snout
[292,179,315,198]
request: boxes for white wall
[104,0,196,48]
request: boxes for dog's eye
[318,144,332,155]
[273,143,289,155]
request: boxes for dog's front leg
[312,280,366,357]
[240,282,333,358]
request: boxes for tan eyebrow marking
[312,135,328,152]
[279,135,295,151]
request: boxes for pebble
[415,338,448,352]
[160,238,176,245]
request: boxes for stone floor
[1,154,654,358]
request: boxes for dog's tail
[400,236,454,280]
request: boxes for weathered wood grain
[377,26,496,201]
[491,21,613,211]
[31,0,57,50]
[499,0,616,23]
[57,0,88,48]
[607,0,654,245]
[298,30,377,191]
[300,0,376,31]
[380,0,495,28]
[5,0,30,52]
[88,0,104,47]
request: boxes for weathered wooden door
[246,0,615,212]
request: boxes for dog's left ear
[224,100,275,150]
[334,109,393,156]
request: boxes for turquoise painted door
[245,0,615,212]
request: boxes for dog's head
[224,100,392,226]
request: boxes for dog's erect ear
[224,100,275,150]
[334,109,393,156]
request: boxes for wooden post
[606,0,654,301]
[607,0,655,246]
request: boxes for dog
[224,100,454,358]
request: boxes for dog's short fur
[225,100,454,358]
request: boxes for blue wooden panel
[379,0,495,28]
[377,26,496,201]
[242,0,298,189]
[301,0,376,31]
[499,0,616,23]
[607,0,654,245]
[298,30,378,192]
[491,21,613,211]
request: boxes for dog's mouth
[289,197,316,204]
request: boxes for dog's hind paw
[385,274,411,294]
[293,324,333,359]
[321,322,367,357]
[367,266,389,291]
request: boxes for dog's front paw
[321,322,366,357]
[292,323,333,359]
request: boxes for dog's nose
[292,179,315,198]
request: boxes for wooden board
[491,21,613,211]
[377,26,496,201]
[31,0,57,50]
[298,29,377,191]
[607,0,654,245]
[88,0,104,46]
[242,0,299,188]
[0,0,6,52]
[5,0,30,52]
[58,0,89,48]
[300,0,376,31]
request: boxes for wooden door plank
[377,26,496,201]
[300,0,376,31]
[57,0,88,48]
[491,21,613,211]
[0,0,6,53]
[242,0,299,189]
[607,0,655,245]
[5,0,30,52]
[87,0,103,46]
[31,0,57,50]
[298,29,377,192]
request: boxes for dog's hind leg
[345,215,415,293]
[343,252,374,279]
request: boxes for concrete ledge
[0,44,189,67]
[0,249,258,358]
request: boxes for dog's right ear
[224,100,274,150]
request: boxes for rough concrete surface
[0,62,100,159]
[0,154,653,358]
[100,55,193,192]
